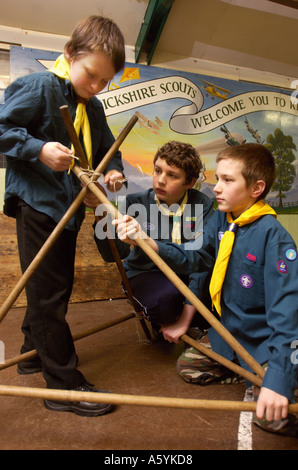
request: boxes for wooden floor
[0,299,297,451]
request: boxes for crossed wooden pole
[2,107,296,414]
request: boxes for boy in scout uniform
[115,143,298,436]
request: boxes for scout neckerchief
[154,192,188,245]
[209,200,276,316]
[50,54,93,170]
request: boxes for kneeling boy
[94,141,214,339]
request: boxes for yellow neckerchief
[154,192,188,245]
[209,200,276,316]
[50,54,92,169]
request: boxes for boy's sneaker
[44,381,114,417]
[17,358,42,375]
[186,327,206,341]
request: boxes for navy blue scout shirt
[157,209,298,402]
[0,71,123,231]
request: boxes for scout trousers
[16,200,85,389]
[128,271,210,330]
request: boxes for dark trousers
[16,201,84,389]
[129,271,210,330]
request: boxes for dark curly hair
[153,141,203,184]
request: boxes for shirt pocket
[226,259,265,309]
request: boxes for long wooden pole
[181,335,262,387]
[0,312,135,372]
[59,106,138,180]
[0,384,297,413]
[106,235,152,341]
[0,114,138,323]
[0,187,88,323]
[0,323,261,388]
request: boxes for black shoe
[186,327,206,341]
[44,382,114,417]
[17,359,42,375]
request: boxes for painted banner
[3,46,298,213]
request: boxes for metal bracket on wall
[135,0,175,65]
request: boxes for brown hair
[153,141,203,184]
[216,143,275,200]
[65,16,125,73]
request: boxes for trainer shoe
[186,327,206,341]
[44,381,114,417]
[17,358,42,375]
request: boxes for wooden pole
[0,114,138,323]
[181,335,262,387]
[0,312,135,371]
[0,329,263,388]
[0,384,297,413]
[106,235,152,341]
[59,106,89,170]
[60,106,138,180]
[0,187,88,323]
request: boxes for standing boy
[94,141,214,339]
[115,143,298,435]
[0,16,126,416]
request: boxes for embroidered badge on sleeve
[277,260,288,274]
[285,249,297,261]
